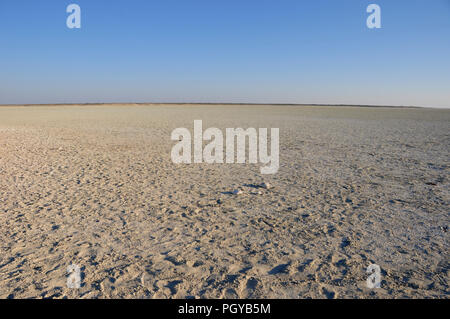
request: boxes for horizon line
[0,102,449,109]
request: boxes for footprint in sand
[239,277,259,298]
[165,280,183,295]
[321,286,336,299]
[268,263,290,275]
[222,287,239,299]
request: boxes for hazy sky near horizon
[1,0,449,107]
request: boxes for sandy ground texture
[0,104,448,299]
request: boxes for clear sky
[1,0,449,107]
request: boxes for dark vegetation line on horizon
[0,102,433,109]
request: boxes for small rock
[187,260,203,267]
[260,182,272,189]
[233,189,243,195]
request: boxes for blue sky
[0,0,449,107]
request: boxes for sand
[0,104,448,299]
